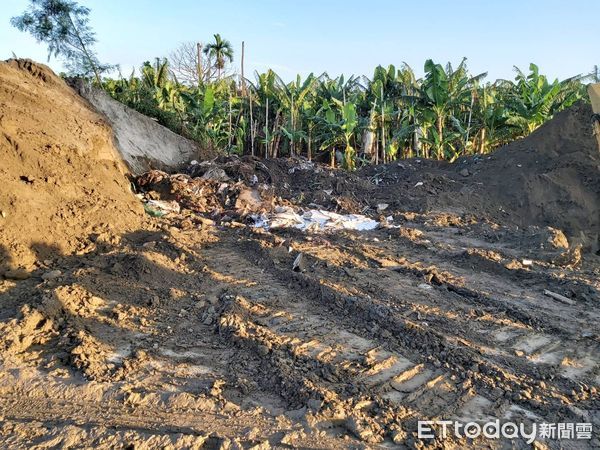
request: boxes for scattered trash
[543,289,576,305]
[288,160,316,174]
[521,259,533,266]
[253,207,379,232]
[143,203,165,217]
[41,269,62,280]
[418,283,433,290]
[202,167,229,182]
[292,253,306,272]
[234,188,265,213]
[146,199,180,214]
[376,203,389,213]
[414,182,424,188]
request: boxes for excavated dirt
[0,59,145,274]
[0,61,599,448]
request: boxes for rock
[376,203,389,213]
[391,427,406,444]
[198,216,215,227]
[0,210,6,218]
[235,188,263,213]
[41,269,62,280]
[4,268,31,280]
[248,440,270,450]
[179,218,193,230]
[547,227,569,249]
[307,398,322,411]
[202,167,229,182]
[150,295,160,307]
[459,168,470,177]
[280,430,306,445]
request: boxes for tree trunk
[67,13,101,85]
[196,42,203,86]
[479,128,486,154]
[465,92,474,153]
[241,41,246,95]
[265,97,269,158]
[436,115,443,159]
[307,127,312,161]
[228,95,232,150]
[249,92,255,156]
[290,94,295,156]
[272,111,281,158]
[380,85,385,165]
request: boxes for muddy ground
[1,203,599,449]
[1,60,600,449]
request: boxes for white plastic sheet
[254,207,379,232]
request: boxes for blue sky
[1,0,598,82]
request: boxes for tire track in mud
[199,229,599,446]
[293,227,600,395]
[200,239,474,444]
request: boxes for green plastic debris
[144,203,166,218]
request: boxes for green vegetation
[104,55,591,167]
[10,1,594,167]
[11,0,111,84]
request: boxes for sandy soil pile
[0,59,145,275]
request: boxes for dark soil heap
[466,103,600,251]
[337,103,599,252]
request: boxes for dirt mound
[349,103,600,252]
[465,102,600,251]
[0,59,145,275]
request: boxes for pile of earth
[0,59,145,276]
[174,103,599,252]
[466,102,599,251]
[359,102,600,252]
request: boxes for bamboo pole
[196,42,203,86]
[380,84,385,164]
[249,92,255,157]
[241,41,246,95]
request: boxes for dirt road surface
[1,208,599,448]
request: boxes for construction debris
[543,289,576,305]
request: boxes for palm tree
[203,34,234,79]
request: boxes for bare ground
[1,208,598,448]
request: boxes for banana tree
[504,63,585,138]
[420,58,486,159]
[505,64,563,136]
[273,73,317,156]
[315,97,358,170]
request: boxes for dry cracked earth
[1,210,599,449]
